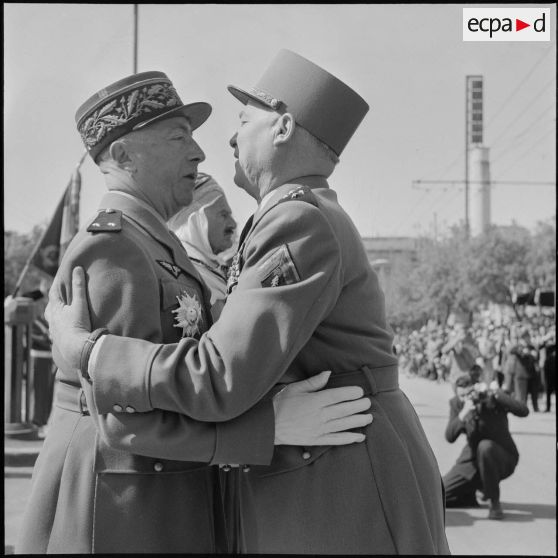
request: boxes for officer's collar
[229,176,329,252]
[108,191,170,229]
[254,175,329,220]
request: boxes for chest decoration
[259,244,301,288]
[173,291,203,338]
[157,260,182,279]
[226,251,242,294]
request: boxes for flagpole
[133,4,138,73]
[11,150,88,297]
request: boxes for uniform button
[125,406,136,414]
[302,451,311,460]
[105,208,115,214]
[242,465,250,473]
[221,464,231,472]
[113,404,123,412]
[154,462,164,472]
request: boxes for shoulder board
[87,209,123,233]
[277,186,318,208]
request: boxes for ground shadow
[446,501,556,526]
[445,509,476,527]
[503,502,556,520]
[510,431,557,437]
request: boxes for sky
[4,3,556,239]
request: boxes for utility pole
[465,81,469,237]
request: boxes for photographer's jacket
[85,177,450,554]
[445,389,529,479]
[18,191,275,554]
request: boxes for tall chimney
[469,145,491,236]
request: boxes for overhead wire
[488,76,556,148]
[430,151,465,182]
[387,187,434,236]
[430,188,464,234]
[391,182,463,237]
[427,45,529,184]
[401,48,554,237]
[491,104,555,164]
[493,127,556,179]
[485,46,552,128]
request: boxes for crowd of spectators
[393,311,556,412]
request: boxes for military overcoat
[86,177,450,554]
[17,191,274,554]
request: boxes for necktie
[237,214,254,248]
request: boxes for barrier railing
[4,297,36,436]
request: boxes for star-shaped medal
[172,291,202,337]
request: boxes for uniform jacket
[86,177,450,554]
[444,389,529,480]
[18,191,274,554]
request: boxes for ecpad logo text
[463,8,550,42]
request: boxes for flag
[31,168,81,277]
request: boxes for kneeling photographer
[443,370,529,520]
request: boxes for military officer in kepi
[47,50,450,554]
[18,70,375,554]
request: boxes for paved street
[399,374,556,556]
[5,375,556,555]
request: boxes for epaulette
[87,209,123,233]
[278,186,319,208]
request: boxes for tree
[4,225,48,297]
[384,255,425,328]
[383,220,554,328]
[384,227,469,326]
[468,223,533,307]
[526,218,556,290]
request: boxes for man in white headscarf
[168,173,237,319]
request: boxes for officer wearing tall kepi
[19,70,373,554]
[47,51,450,554]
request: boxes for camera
[467,382,497,411]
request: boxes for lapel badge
[157,260,182,279]
[173,291,203,338]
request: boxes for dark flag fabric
[31,168,81,277]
